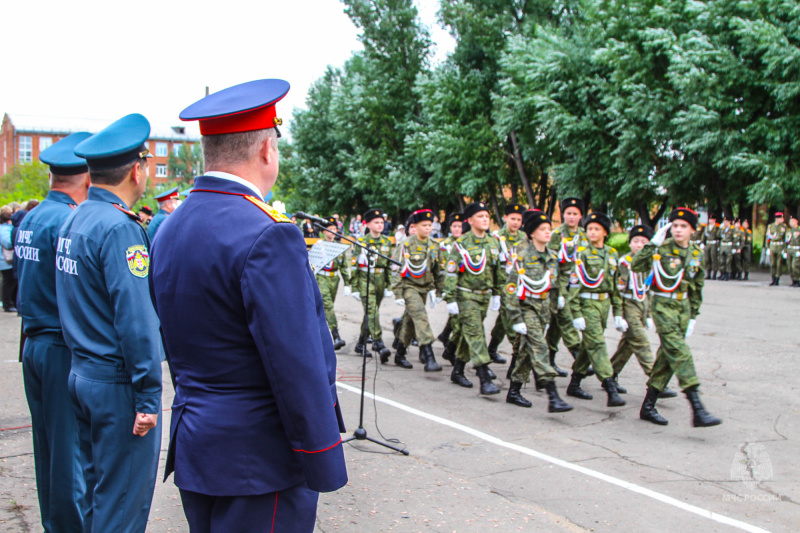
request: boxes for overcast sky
[1,0,455,135]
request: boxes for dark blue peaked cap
[39,132,92,175]
[74,114,152,171]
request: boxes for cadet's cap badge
[126,245,149,278]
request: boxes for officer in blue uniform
[18,132,92,532]
[56,114,163,533]
[150,79,347,533]
[146,186,179,239]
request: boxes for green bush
[606,233,630,255]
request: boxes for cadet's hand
[395,299,405,306]
[572,317,586,331]
[557,296,566,310]
[428,290,438,308]
[766,249,771,257]
[447,302,459,315]
[685,319,696,339]
[651,223,672,246]
[344,286,352,296]
[646,318,655,330]
[614,316,629,333]
[384,289,394,298]
[490,295,501,311]
[351,292,361,301]
[512,323,528,336]
[133,413,158,437]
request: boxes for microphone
[294,212,330,225]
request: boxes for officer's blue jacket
[150,175,348,496]
[55,187,163,413]
[17,190,77,339]
[146,210,168,240]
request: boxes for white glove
[796,251,799,257]
[447,302,459,315]
[557,296,566,310]
[700,243,705,250]
[351,292,361,301]
[766,249,771,257]
[685,319,696,339]
[782,252,787,259]
[428,290,438,309]
[544,324,550,335]
[395,299,405,306]
[646,318,654,330]
[343,286,352,296]
[512,323,528,335]
[490,295,501,311]
[384,289,394,298]
[614,316,629,332]
[573,317,586,331]
[651,222,672,246]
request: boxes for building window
[156,164,168,177]
[19,136,32,163]
[173,143,183,156]
[40,137,53,151]
[156,142,168,157]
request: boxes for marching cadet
[633,208,722,427]
[546,197,587,377]
[690,223,705,248]
[436,213,464,363]
[56,115,163,532]
[392,209,445,371]
[444,202,504,394]
[703,213,720,279]
[18,133,92,532]
[608,226,678,398]
[741,219,753,280]
[504,210,573,412]
[786,215,800,287]
[566,212,627,407]
[487,203,526,366]
[767,212,788,285]
[146,186,179,239]
[351,208,394,358]
[718,217,741,281]
[316,216,351,350]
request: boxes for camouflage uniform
[631,237,704,392]
[352,234,393,341]
[741,227,753,277]
[392,234,443,347]
[546,224,585,355]
[690,225,705,248]
[767,221,788,279]
[718,225,742,276]
[488,225,526,365]
[609,255,654,376]
[315,248,351,329]
[702,223,720,276]
[785,225,800,285]
[438,235,460,354]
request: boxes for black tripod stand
[311,221,410,455]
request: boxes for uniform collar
[45,190,78,205]
[88,187,127,208]
[199,172,264,200]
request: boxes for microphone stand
[312,222,409,455]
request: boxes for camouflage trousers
[360,275,387,340]
[316,274,340,329]
[455,291,491,367]
[719,244,734,272]
[572,297,614,381]
[546,289,581,354]
[646,297,701,392]
[769,245,785,277]
[786,246,800,281]
[510,298,555,384]
[490,305,514,344]
[610,298,654,376]
[741,245,752,273]
[398,284,435,346]
[704,243,719,273]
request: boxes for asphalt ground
[1,270,798,532]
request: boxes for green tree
[167,143,203,184]
[0,161,50,205]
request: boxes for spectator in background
[12,200,39,283]
[333,213,344,241]
[431,215,442,239]
[349,214,363,237]
[138,205,154,227]
[302,217,316,238]
[0,206,17,312]
[382,214,393,236]
[394,224,406,245]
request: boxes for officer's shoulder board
[113,203,141,222]
[243,195,291,223]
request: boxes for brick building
[1,113,201,185]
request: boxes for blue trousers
[22,337,84,532]
[68,366,161,533]
[179,481,319,533]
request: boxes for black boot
[437,323,452,345]
[487,337,507,364]
[505,355,516,380]
[476,364,500,395]
[506,381,532,407]
[612,373,627,394]
[391,318,402,349]
[743,272,749,281]
[602,377,626,407]
[441,340,456,365]
[658,387,678,399]
[775,276,780,286]
[705,271,712,280]
[391,342,412,368]
[550,350,568,378]
[792,280,800,288]
[545,381,573,413]
[372,339,391,360]
[420,345,442,372]
[720,272,728,281]
[685,386,722,427]
[566,373,593,400]
[533,370,543,391]
[711,270,717,280]
[450,359,473,388]
[331,327,346,350]
[570,348,593,376]
[411,338,419,346]
[640,387,668,425]
[485,366,497,380]
[354,334,371,357]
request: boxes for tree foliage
[0,161,50,206]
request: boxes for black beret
[446,213,464,227]
[629,224,654,241]
[463,202,489,220]
[139,206,153,216]
[324,216,338,227]
[408,209,434,226]
[363,208,385,223]
[668,207,699,229]
[583,211,611,234]
[560,197,585,215]
[504,203,524,216]
[523,210,551,236]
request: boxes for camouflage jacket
[444,231,503,301]
[504,245,559,326]
[568,236,622,319]
[391,235,443,294]
[352,233,393,291]
[767,223,788,250]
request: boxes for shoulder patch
[113,203,141,221]
[243,195,291,222]
[126,245,149,278]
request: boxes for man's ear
[261,136,273,165]
[131,161,143,185]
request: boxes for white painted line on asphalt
[336,381,770,533]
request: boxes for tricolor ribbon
[399,243,428,278]
[322,260,335,272]
[651,257,684,292]
[558,240,577,263]
[575,259,604,288]
[620,258,647,301]
[455,242,486,275]
[516,270,551,300]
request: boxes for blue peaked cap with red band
[179,79,290,136]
